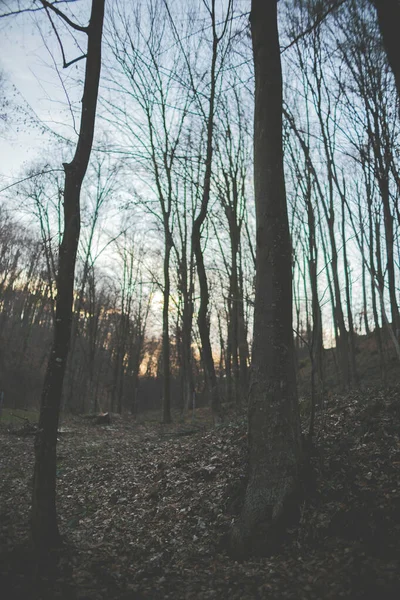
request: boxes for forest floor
[1,387,400,599]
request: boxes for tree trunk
[372,0,400,106]
[359,202,370,335]
[192,26,222,424]
[162,233,172,423]
[376,172,400,335]
[181,289,194,412]
[228,0,302,558]
[306,183,324,401]
[237,259,249,398]
[193,233,222,422]
[328,207,350,388]
[31,0,104,550]
[375,217,386,328]
[341,193,358,385]
[229,233,240,404]
[363,145,386,381]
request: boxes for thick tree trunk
[31,0,104,550]
[372,0,400,105]
[228,0,302,557]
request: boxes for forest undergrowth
[1,386,400,599]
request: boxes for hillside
[297,329,400,396]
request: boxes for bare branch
[0,169,64,194]
[39,0,88,33]
[281,0,347,53]
[0,0,78,19]
[41,2,86,68]
[64,53,87,68]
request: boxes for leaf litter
[1,386,400,599]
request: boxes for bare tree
[189,0,233,424]
[214,89,251,404]
[106,0,194,423]
[32,0,105,550]
[333,0,400,339]
[65,155,121,411]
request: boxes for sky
[0,1,175,339]
[0,1,90,185]
[0,0,390,348]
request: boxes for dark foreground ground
[1,387,400,599]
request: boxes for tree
[189,0,233,424]
[31,0,105,550]
[106,0,195,423]
[284,105,325,410]
[228,0,302,557]
[333,0,400,341]
[65,155,121,412]
[371,0,400,105]
[214,90,251,405]
[173,133,198,414]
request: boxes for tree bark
[31,0,104,550]
[372,0,400,105]
[228,0,302,557]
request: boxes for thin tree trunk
[306,181,324,400]
[162,234,172,423]
[237,258,249,397]
[31,0,104,549]
[192,25,222,423]
[359,202,370,335]
[341,193,358,385]
[367,192,386,382]
[375,217,386,328]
